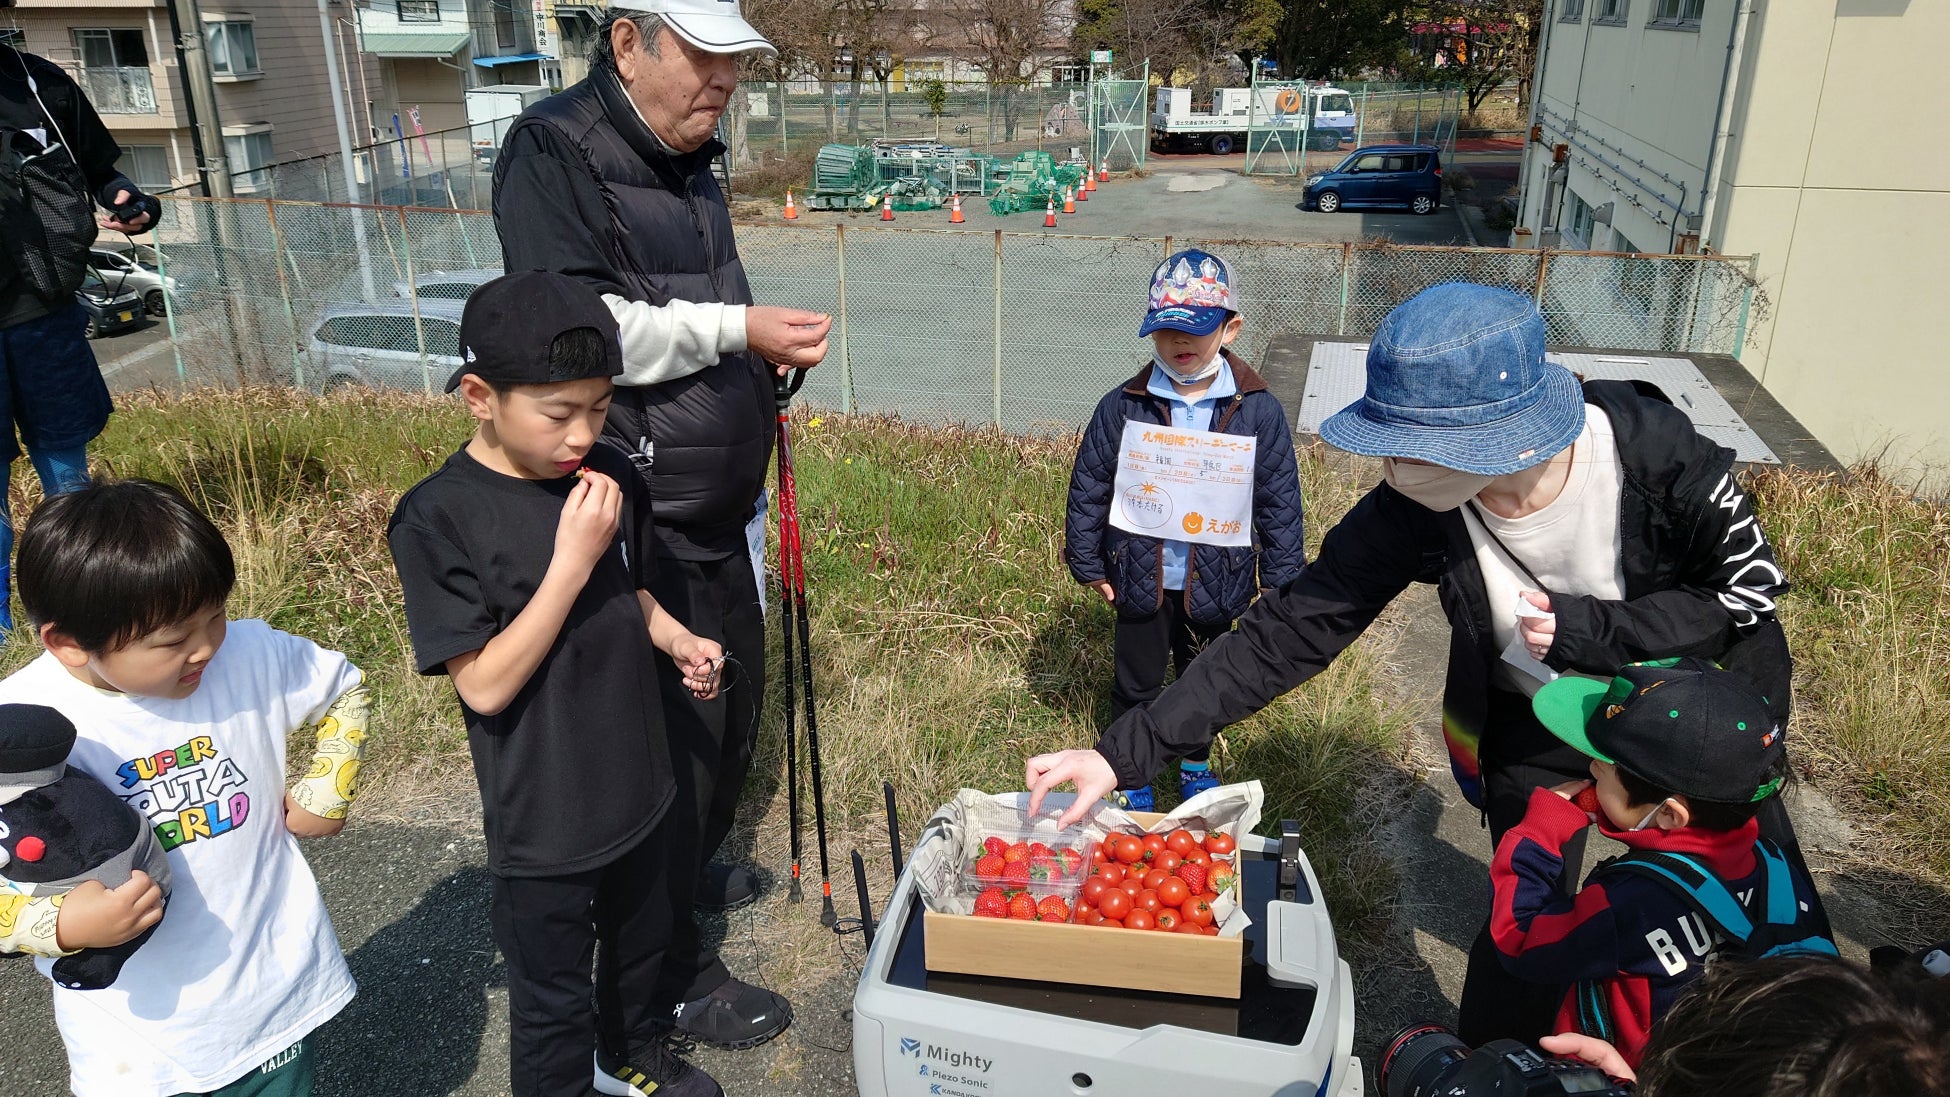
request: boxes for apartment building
[4,0,381,192]
[357,0,551,136]
[1516,0,1950,481]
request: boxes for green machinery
[987,151,1090,215]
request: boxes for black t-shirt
[387,442,672,876]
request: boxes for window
[0,28,23,48]
[494,1,519,48]
[1594,0,1628,23]
[417,281,479,301]
[1566,193,1595,249]
[205,19,259,77]
[1351,153,1387,173]
[121,144,172,190]
[72,27,148,69]
[1559,0,1586,20]
[222,128,273,192]
[398,0,441,21]
[1315,93,1353,115]
[71,29,156,112]
[1650,0,1703,27]
[422,319,460,359]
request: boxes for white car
[90,245,179,317]
[306,301,464,393]
[391,267,502,303]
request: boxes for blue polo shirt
[1145,360,1237,592]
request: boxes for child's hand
[1087,579,1116,604]
[54,872,164,951]
[671,634,726,699]
[553,469,622,577]
[284,789,346,838]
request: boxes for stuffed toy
[0,703,172,989]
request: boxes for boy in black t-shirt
[388,271,726,1097]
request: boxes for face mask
[1381,457,1497,512]
[1152,347,1223,386]
[1628,797,1672,833]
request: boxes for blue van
[1302,144,1443,215]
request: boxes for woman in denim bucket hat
[1027,282,1823,1046]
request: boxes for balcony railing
[74,66,158,114]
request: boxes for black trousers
[488,830,672,1097]
[648,552,766,1005]
[1455,688,1832,1048]
[1110,598,1230,768]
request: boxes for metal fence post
[1338,242,1352,335]
[1534,250,1552,307]
[836,223,852,414]
[1732,254,1758,358]
[398,206,431,393]
[263,198,303,388]
[992,229,1003,428]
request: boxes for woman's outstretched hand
[1025,749,1119,827]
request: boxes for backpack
[0,55,100,308]
[1574,838,1838,1042]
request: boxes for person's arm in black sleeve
[1063,393,1122,586]
[37,60,157,229]
[1249,396,1307,589]
[491,122,631,298]
[1092,483,1427,787]
[1545,467,1788,674]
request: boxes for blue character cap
[1139,249,1239,337]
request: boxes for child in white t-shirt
[0,479,370,1097]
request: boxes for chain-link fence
[160,120,525,210]
[1240,81,1471,178]
[144,196,1759,432]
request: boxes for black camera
[1380,1024,1633,1097]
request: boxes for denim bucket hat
[1319,283,1585,474]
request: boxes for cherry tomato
[1098,889,1132,920]
[1097,863,1125,886]
[1135,888,1162,912]
[1182,896,1215,926]
[1142,869,1170,891]
[1157,877,1190,908]
[1184,849,1211,866]
[1154,908,1180,931]
[1165,828,1198,856]
[1204,925,1220,936]
[1125,910,1155,932]
[1081,907,1106,926]
[1175,922,1206,935]
[1141,834,1168,860]
[1120,878,1144,898]
[1081,878,1109,905]
[1153,851,1182,874]
[1091,845,1108,863]
[1203,831,1236,856]
[1112,835,1145,864]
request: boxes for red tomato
[1205,925,1221,935]
[1175,922,1205,935]
[1203,831,1236,856]
[1081,878,1109,906]
[1184,849,1211,866]
[1157,877,1190,908]
[1135,888,1162,912]
[1165,828,1198,856]
[1097,888,1132,921]
[1097,863,1125,886]
[1091,846,1108,863]
[1120,878,1144,898]
[1125,910,1155,932]
[1141,834,1168,860]
[1142,869,1170,891]
[1100,917,1124,929]
[1081,907,1106,926]
[1153,851,1182,874]
[1112,835,1145,864]
[1182,896,1215,926]
[1154,908,1181,932]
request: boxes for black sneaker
[593,1040,723,1097]
[694,863,758,914]
[671,978,793,1050]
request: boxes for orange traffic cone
[1099,158,1110,182]
[1084,169,1097,193]
[1043,194,1058,228]
[783,190,799,220]
[949,194,965,223]
[1063,187,1076,214]
[880,192,894,221]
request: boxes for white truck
[466,84,551,166]
[1149,85,1358,155]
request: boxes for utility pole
[318,0,376,298]
[168,0,230,197]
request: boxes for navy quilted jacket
[1064,353,1306,625]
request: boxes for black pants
[649,552,766,1005]
[489,830,672,1097]
[1110,598,1229,768]
[1456,688,1832,1048]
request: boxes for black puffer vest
[508,69,772,560]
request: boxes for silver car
[89,246,179,317]
[305,301,464,393]
[391,268,502,303]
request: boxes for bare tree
[934,0,1070,141]
[1411,0,1543,114]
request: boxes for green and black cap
[1532,657,1785,805]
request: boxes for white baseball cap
[612,0,776,55]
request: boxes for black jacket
[491,67,771,560]
[1096,380,1793,808]
[1063,353,1307,625]
[1,47,153,329]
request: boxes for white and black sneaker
[593,1040,723,1097]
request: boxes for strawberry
[1029,855,1058,881]
[1008,892,1039,920]
[1002,860,1032,886]
[1207,861,1237,894]
[1037,895,1071,921]
[1028,841,1054,859]
[975,853,1005,878]
[983,836,1008,857]
[1004,841,1031,864]
[1175,860,1207,895]
[1059,848,1084,876]
[973,886,1009,918]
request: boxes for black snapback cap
[445,270,624,393]
[0,703,80,773]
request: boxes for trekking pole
[775,371,837,928]
[773,376,804,905]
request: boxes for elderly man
[492,0,826,1081]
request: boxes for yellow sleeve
[287,683,371,821]
[0,892,74,957]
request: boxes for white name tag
[1109,421,1255,547]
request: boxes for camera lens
[1379,1024,1473,1097]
